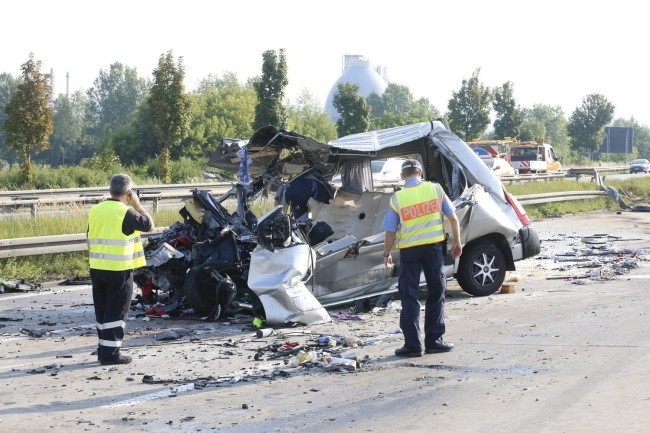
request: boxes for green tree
[4,54,54,183]
[493,81,523,139]
[85,62,149,149]
[195,72,240,93]
[410,97,441,123]
[49,90,89,166]
[522,105,569,145]
[568,94,615,157]
[332,82,370,137]
[111,103,157,166]
[253,49,289,130]
[447,69,493,141]
[367,83,439,129]
[0,73,21,167]
[518,104,572,162]
[286,89,337,143]
[148,51,191,183]
[518,117,546,143]
[182,72,257,159]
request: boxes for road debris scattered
[0,279,41,293]
[20,327,48,338]
[541,232,648,283]
[133,328,378,391]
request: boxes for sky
[2,0,648,126]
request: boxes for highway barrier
[0,190,609,259]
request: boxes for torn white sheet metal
[146,242,185,267]
[328,122,433,152]
[248,243,331,325]
[315,235,357,256]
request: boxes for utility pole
[49,68,55,100]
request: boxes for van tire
[456,243,506,296]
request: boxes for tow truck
[509,142,561,174]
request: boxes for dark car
[629,159,650,173]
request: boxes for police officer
[87,174,154,365]
[382,159,462,357]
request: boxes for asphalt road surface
[1,210,649,432]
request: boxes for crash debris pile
[542,233,648,283]
[132,186,268,321]
[138,330,375,390]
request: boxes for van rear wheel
[456,243,506,296]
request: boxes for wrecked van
[135,120,540,325]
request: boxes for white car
[331,157,405,187]
[371,158,405,183]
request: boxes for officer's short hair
[109,173,132,197]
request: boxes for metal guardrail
[0,181,231,199]
[0,168,626,217]
[0,190,609,259]
[515,191,607,205]
[499,166,628,184]
[0,229,166,259]
[499,172,567,184]
[0,183,233,217]
[0,167,628,258]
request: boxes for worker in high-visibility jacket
[87,174,154,365]
[382,159,462,358]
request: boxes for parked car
[137,120,541,325]
[629,159,650,173]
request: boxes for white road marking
[102,383,195,407]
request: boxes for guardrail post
[152,197,159,212]
[30,203,37,219]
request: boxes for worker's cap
[401,159,422,172]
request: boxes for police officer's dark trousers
[90,268,133,361]
[397,242,446,350]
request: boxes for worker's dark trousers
[90,269,133,361]
[397,243,446,350]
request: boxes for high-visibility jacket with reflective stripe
[390,182,445,249]
[88,200,146,270]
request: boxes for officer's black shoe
[100,355,132,365]
[395,346,423,357]
[425,339,454,354]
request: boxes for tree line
[1,51,648,185]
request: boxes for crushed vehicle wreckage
[134,120,541,325]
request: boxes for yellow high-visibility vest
[390,182,445,249]
[88,200,146,271]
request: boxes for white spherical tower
[325,55,389,121]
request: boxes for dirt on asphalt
[1,210,649,432]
